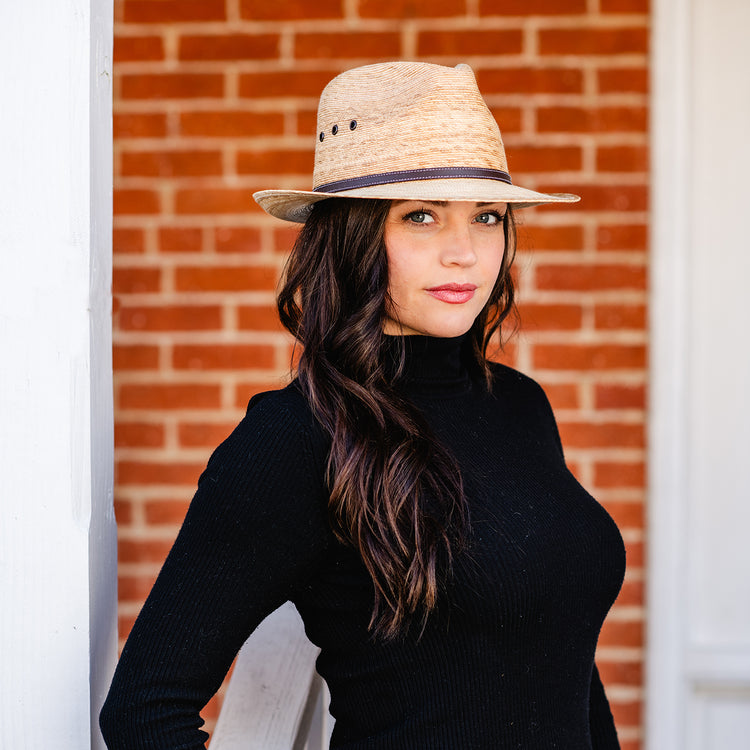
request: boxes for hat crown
[312,62,508,190]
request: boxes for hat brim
[254,179,580,223]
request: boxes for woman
[100,61,625,749]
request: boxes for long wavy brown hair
[277,197,517,638]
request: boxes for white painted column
[0,2,116,749]
[648,0,750,747]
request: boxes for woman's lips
[425,283,477,304]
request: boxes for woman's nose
[439,223,478,267]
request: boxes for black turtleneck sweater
[100,335,625,749]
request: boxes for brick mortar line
[522,332,648,344]
[117,16,648,36]
[113,294,281,307]
[112,96,649,113]
[114,252,286,266]
[114,371,290,385]
[113,59,648,76]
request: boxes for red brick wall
[113,0,648,745]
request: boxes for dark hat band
[314,166,513,194]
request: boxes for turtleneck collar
[384,334,475,397]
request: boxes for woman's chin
[384,316,476,338]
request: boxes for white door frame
[0,1,116,748]
[648,0,750,747]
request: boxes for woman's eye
[406,211,434,224]
[475,212,504,225]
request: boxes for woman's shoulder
[243,380,316,429]
[198,380,329,499]
[486,360,549,402]
[226,380,327,457]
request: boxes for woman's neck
[384,333,474,396]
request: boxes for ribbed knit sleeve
[589,663,621,748]
[99,390,331,750]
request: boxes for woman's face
[383,200,508,338]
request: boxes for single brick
[594,304,647,330]
[535,183,648,212]
[609,700,643,730]
[539,27,648,56]
[417,29,523,57]
[295,31,401,59]
[172,343,276,370]
[603,500,645,529]
[175,188,259,215]
[114,113,168,139]
[113,228,145,255]
[113,267,161,294]
[124,0,227,23]
[115,422,165,448]
[179,33,279,61]
[113,344,160,371]
[517,224,584,251]
[596,224,648,251]
[360,0,466,18]
[597,145,649,173]
[113,497,133,526]
[119,383,222,410]
[489,106,523,133]
[535,263,647,291]
[119,304,223,331]
[159,227,204,254]
[121,149,223,177]
[507,145,582,173]
[114,189,160,215]
[601,0,649,12]
[479,0,586,14]
[594,462,646,488]
[537,106,648,132]
[114,35,165,62]
[273,226,302,253]
[517,302,583,330]
[178,422,237,447]
[240,0,342,19]
[538,382,580,410]
[597,659,643,687]
[121,73,224,100]
[180,110,285,137]
[533,343,646,370]
[236,148,314,175]
[598,67,649,93]
[175,265,278,292]
[558,421,644,449]
[215,227,263,254]
[478,67,583,94]
[239,70,340,99]
[237,304,285,331]
[296,109,319,136]
[595,383,646,410]
[611,578,645,607]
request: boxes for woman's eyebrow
[392,200,505,208]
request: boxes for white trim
[646,0,692,747]
[0,1,115,747]
[648,1,750,747]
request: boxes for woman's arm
[589,663,620,749]
[99,392,331,750]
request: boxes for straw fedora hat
[253,61,579,223]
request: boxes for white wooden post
[648,0,750,747]
[0,1,116,749]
